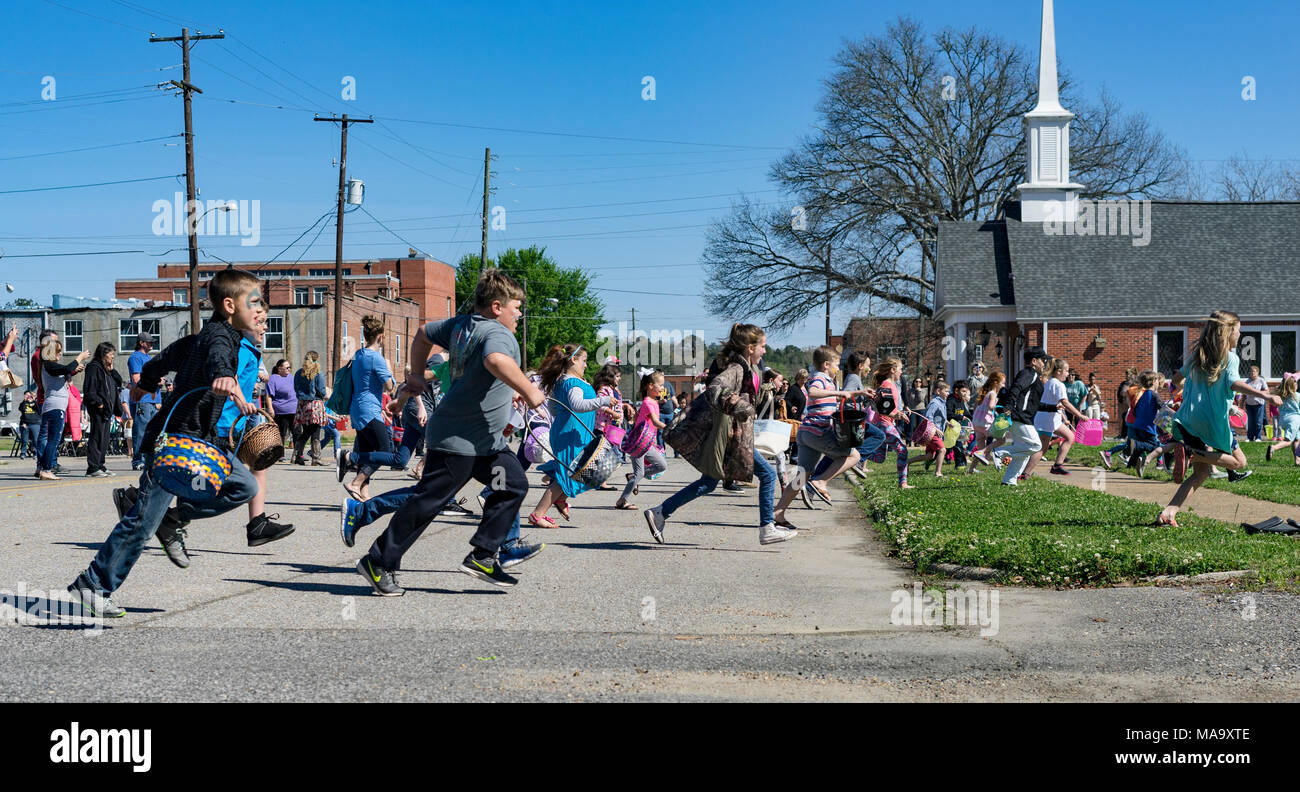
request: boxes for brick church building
[934,0,1300,414]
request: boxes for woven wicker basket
[230,409,284,471]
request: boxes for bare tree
[705,16,1189,328]
[1215,154,1300,201]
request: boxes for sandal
[615,500,638,510]
[553,497,572,522]
[343,483,366,501]
[808,483,832,505]
[528,513,560,529]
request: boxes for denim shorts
[796,426,853,473]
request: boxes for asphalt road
[1,451,1297,701]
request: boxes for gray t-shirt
[423,314,520,456]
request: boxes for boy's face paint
[229,287,264,333]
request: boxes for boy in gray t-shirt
[347,269,544,595]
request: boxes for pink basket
[1229,412,1247,430]
[602,424,626,446]
[1074,418,1104,446]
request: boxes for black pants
[274,413,294,446]
[85,411,111,473]
[368,448,529,571]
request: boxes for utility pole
[481,147,492,267]
[521,276,528,371]
[150,27,224,335]
[315,113,373,376]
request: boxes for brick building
[841,316,948,383]
[934,2,1300,423]
[115,255,456,324]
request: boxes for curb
[928,563,1001,581]
[1143,569,1257,586]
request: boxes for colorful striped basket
[150,387,235,501]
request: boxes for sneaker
[1099,450,1112,469]
[798,487,816,509]
[1156,459,1167,471]
[340,497,363,548]
[335,447,350,482]
[38,470,58,481]
[759,522,796,545]
[460,553,518,587]
[1049,464,1070,476]
[86,469,110,478]
[476,493,486,511]
[1227,468,1253,483]
[103,469,117,476]
[356,556,404,597]
[1017,473,1028,482]
[1135,456,1147,478]
[444,498,474,517]
[247,513,295,547]
[643,506,666,544]
[1210,470,1229,479]
[972,450,990,466]
[723,481,743,492]
[155,520,191,569]
[67,573,125,619]
[499,537,545,569]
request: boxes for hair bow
[1285,372,1299,382]
[636,367,655,378]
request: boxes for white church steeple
[1017,0,1083,222]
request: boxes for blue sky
[2,0,1296,347]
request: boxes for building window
[63,320,83,353]
[314,287,329,304]
[1271,331,1297,379]
[1238,331,1263,379]
[394,334,401,367]
[120,319,161,352]
[265,316,284,350]
[877,345,907,373]
[1155,329,1186,379]
[446,296,451,317]
[173,289,187,304]
[294,287,309,305]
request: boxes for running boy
[1001,346,1050,485]
[355,268,544,596]
[68,269,267,617]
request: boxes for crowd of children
[55,290,1297,617]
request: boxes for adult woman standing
[784,369,808,420]
[35,337,89,480]
[336,315,398,501]
[966,362,989,395]
[292,351,327,465]
[527,344,618,528]
[265,358,298,449]
[904,376,927,440]
[81,342,122,477]
[645,323,792,546]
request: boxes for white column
[956,321,968,381]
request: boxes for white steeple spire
[1017,0,1083,223]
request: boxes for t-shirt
[349,347,393,428]
[636,397,660,428]
[874,379,903,426]
[19,398,40,425]
[216,336,262,439]
[1243,377,1268,406]
[1034,377,1068,434]
[1066,380,1088,410]
[266,373,297,416]
[422,313,521,456]
[1174,351,1245,452]
[128,349,160,404]
[800,371,838,434]
[1130,388,1162,436]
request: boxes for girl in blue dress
[528,344,618,528]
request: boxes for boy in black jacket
[68,270,264,618]
[1001,346,1050,486]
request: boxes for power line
[0,174,183,195]
[357,206,427,258]
[348,133,464,188]
[371,114,786,150]
[0,134,182,162]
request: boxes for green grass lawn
[853,470,1300,591]
[1059,438,1300,507]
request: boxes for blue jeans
[83,450,257,594]
[131,401,158,466]
[661,450,775,526]
[812,420,885,478]
[390,414,423,469]
[36,409,66,472]
[18,423,39,456]
[320,423,341,453]
[349,418,402,476]
[1246,403,1265,441]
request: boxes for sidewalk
[1029,461,1300,526]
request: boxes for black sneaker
[335,447,350,482]
[722,481,744,492]
[67,573,126,619]
[155,520,191,569]
[356,556,404,597]
[460,553,518,587]
[247,513,295,547]
[1227,468,1253,483]
[443,497,474,517]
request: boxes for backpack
[326,360,353,414]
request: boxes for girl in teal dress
[529,344,618,528]
[1159,311,1281,526]
[1265,373,1300,465]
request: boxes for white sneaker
[1210,470,1229,479]
[759,522,796,545]
[643,506,665,544]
